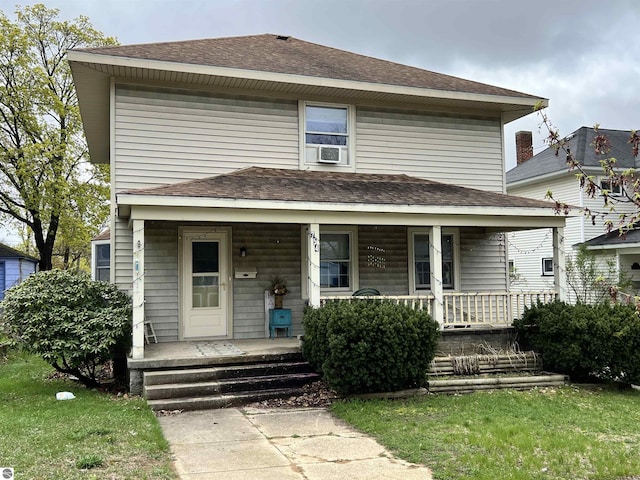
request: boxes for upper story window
[301,102,354,169]
[600,178,622,196]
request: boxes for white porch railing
[320,291,557,327]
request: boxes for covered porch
[115,167,568,360]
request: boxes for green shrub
[513,300,640,383]
[0,270,131,388]
[303,300,440,395]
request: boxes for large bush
[1,270,131,387]
[303,300,440,395]
[513,300,640,383]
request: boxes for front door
[182,230,229,338]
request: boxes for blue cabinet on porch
[269,308,292,338]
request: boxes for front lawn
[332,386,640,480]
[0,350,176,479]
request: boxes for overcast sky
[2,0,639,243]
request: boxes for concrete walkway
[158,407,433,479]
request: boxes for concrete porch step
[144,372,321,400]
[143,361,313,386]
[147,387,309,411]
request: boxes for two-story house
[507,127,640,301]
[69,34,566,362]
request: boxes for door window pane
[192,242,219,273]
[192,275,219,308]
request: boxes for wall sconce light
[632,262,640,270]
[240,247,247,257]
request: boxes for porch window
[302,103,353,167]
[411,231,456,291]
[320,233,351,289]
[541,257,554,276]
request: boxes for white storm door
[183,232,228,338]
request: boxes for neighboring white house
[507,127,640,300]
[68,34,566,360]
[90,229,111,282]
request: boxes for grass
[332,386,640,480]
[0,349,176,479]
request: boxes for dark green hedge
[513,300,640,384]
[302,300,440,395]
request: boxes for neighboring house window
[94,243,110,282]
[410,229,457,291]
[600,178,622,196]
[301,103,353,167]
[320,227,358,291]
[541,257,554,276]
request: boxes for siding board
[356,107,503,191]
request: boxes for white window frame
[299,101,356,171]
[408,228,459,294]
[319,226,359,293]
[541,257,554,276]
[91,240,111,282]
[599,177,622,196]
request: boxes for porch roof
[117,167,567,228]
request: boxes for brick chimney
[515,131,533,165]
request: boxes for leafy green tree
[566,243,632,304]
[0,4,115,270]
[536,105,640,233]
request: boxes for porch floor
[128,338,302,369]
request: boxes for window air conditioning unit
[318,146,341,163]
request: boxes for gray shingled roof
[507,127,639,184]
[0,243,39,261]
[120,167,554,210]
[79,34,538,100]
[582,228,640,248]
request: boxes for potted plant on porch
[269,275,288,309]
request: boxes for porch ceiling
[117,167,568,229]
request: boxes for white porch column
[131,219,145,359]
[429,225,444,326]
[553,226,567,302]
[307,223,321,307]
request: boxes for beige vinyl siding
[357,226,408,295]
[113,85,299,192]
[114,216,133,288]
[232,224,305,339]
[356,107,504,192]
[459,228,508,292]
[144,221,179,342]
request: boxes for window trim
[319,226,359,293]
[91,239,111,282]
[541,257,554,276]
[408,228,459,294]
[298,101,356,171]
